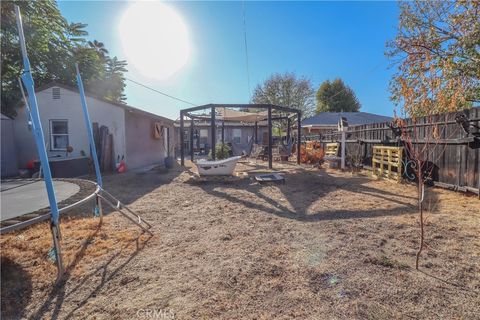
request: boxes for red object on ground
[26,159,35,169]
[117,160,126,173]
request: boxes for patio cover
[216,108,268,122]
[187,107,268,122]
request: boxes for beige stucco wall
[13,86,126,168]
[125,111,174,169]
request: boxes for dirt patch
[1,161,479,319]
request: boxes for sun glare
[119,2,190,80]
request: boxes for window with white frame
[233,128,242,144]
[50,120,69,150]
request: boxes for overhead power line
[242,1,251,99]
[125,77,198,107]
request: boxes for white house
[13,82,174,177]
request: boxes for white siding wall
[14,86,126,167]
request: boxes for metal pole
[76,64,104,221]
[76,65,102,188]
[287,118,291,142]
[15,5,63,278]
[167,127,170,157]
[211,107,216,160]
[297,112,301,165]
[221,122,225,145]
[180,111,185,166]
[268,106,273,169]
[190,118,194,161]
[254,121,258,144]
[18,77,35,130]
[341,131,346,170]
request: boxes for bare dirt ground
[1,161,479,319]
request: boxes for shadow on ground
[187,165,436,222]
[28,223,152,320]
[74,165,186,217]
[1,258,32,319]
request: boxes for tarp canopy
[186,108,269,122]
[217,108,268,122]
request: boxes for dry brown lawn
[1,161,479,319]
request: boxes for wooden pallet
[325,143,339,157]
[372,146,403,182]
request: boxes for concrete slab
[1,180,80,221]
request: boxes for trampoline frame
[1,179,152,234]
[10,6,152,283]
[0,179,100,234]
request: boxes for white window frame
[50,119,69,151]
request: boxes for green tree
[104,57,128,102]
[1,1,70,116]
[0,0,128,117]
[386,0,480,117]
[316,78,361,113]
[66,22,88,45]
[88,40,109,58]
[251,72,315,119]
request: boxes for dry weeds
[1,161,479,319]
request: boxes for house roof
[302,112,392,127]
[33,82,174,123]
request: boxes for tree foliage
[251,72,315,119]
[387,0,480,117]
[316,78,361,113]
[0,0,128,117]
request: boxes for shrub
[208,143,231,160]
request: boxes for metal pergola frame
[179,104,301,169]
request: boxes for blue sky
[58,1,400,119]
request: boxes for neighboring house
[174,120,269,156]
[1,114,18,177]
[302,112,393,136]
[13,83,174,177]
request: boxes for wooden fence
[316,107,480,194]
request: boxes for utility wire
[125,77,198,107]
[242,0,251,99]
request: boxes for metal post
[341,131,346,170]
[254,121,258,144]
[180,111,185,166]
[15,5,63,278]
[76,64,104,220]
[221,122,225,145]
[268,106,273,169]
[190,118,194,161]
[95,194,103,223]
[76,64,102,188]
[211,107,216,160]
[287,118,291,142]
[297,112,301,165]
[167,127,170,157]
